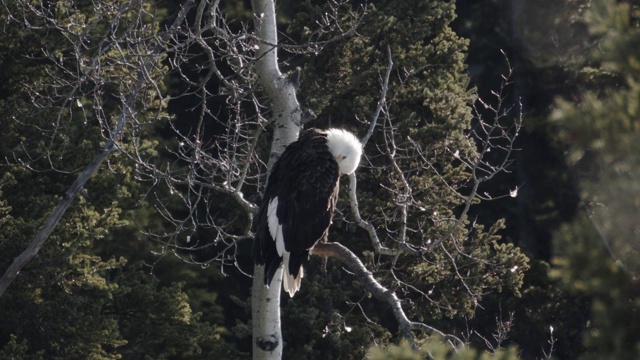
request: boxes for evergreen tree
[0,0,555,358]
[551,0,640,358]
[452,1,603,358]
[0,1,228,358]
[271,1,529,358]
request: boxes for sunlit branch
[312,242,464,349]
[347,173,400,256]
[0,0,198,297]
[362,45,393,147]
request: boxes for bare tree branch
[431,63,522,249]
[312,242,464,349]
[362,45,393,147]
[0,0,197,297]
[250,0,305,357]
[347,173,401,256]
[2,1,526,357]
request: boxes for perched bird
[253,128,362,297]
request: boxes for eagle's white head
[326,128,363,175]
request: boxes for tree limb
[311,242,463,349]
[347,173,401,256]
[0,144,116,296]
[362,45,393,147]
[0,0,197,298]
[250,0,304,358]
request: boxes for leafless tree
[0,0,199,295]
[0,1,525,359]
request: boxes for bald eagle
[253,128,363,297]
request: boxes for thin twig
[362,45,393,147]
[0,0,197,297]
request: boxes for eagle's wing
[252,130,340,289]
[276,137,339,278]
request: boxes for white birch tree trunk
[251,0,303,358]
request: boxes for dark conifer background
[1,0,638,359]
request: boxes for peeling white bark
[252,265,284,359]
[251,0,303,358]
[251,0,302,166]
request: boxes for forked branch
[312,242,463,349]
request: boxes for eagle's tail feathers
[282,252,303,297]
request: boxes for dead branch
[0,0,198,297]
[312,242,464,349]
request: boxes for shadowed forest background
[1,0,639,359]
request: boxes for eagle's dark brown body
[252,128,361,296]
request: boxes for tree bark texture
[251,0,304,359]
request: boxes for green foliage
[585,0,640,75]
[0,1,229,359]
[278,0,530,358]
[0,256,224,359]
[549,0,640,358]
[509,0,593,69]
[366,336,520,360]
[278,265,393,360]
[406,220,529,320]
[0,335,44,360]
[11,0,628,359]
[552,0,640,276]
[551,214,640,360]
